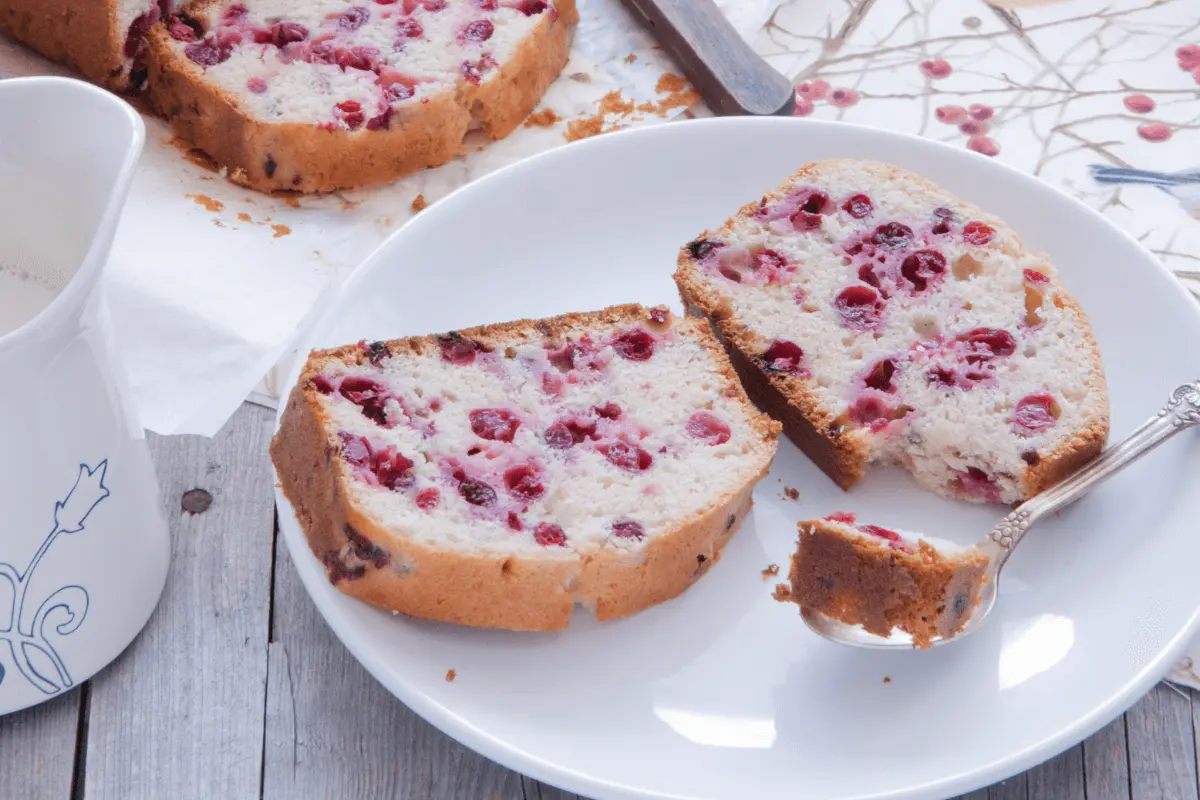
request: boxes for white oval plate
[273,117,1200,800]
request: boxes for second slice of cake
[270,304,780,631]
[675,159,1109,505]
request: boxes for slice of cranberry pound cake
[0,0,168,90]
[774,513,989,648]
[270,305,781,630]
[676,159,1109,505]
[146,0,577,193]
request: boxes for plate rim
[272,115,1200,800]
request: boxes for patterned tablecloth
[745,0,1200,686]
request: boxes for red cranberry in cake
[676,159,1109,506]
[146,0,579,192]
[270,304,781,631]
[775,515,989,648]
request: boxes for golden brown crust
[775,520,989,648]
[270,303,780,631]
[675,159,1110,500]
[146,0,578,194]
[0,0,127,89]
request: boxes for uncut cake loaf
[0,0,168,90]
[147,0,577,193]
[270,305,780,630]
[774,512,989,648]
[675,159,1109,506]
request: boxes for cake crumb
[187,193,224,213]
[565,116,605,142]
[782,487,800,501]
[656,73,688,94]
[283,196,302,209]
[762,563,780,579]
[598,90,634,116]
[524,108,561,128]
[412,194,428,213]
[624,53,637,64]
[883,676,892,684]
[272,224,291,238]
[445,669,457,683]
[237,212,252,223]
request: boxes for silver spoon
[801,380,1200,649]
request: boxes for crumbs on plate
[782,487,800,501]
[762,563,780,579]
[445,669,457,683]
[412,194,428,213]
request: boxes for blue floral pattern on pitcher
[0,461,109,696]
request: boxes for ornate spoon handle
[988,381,1200,556]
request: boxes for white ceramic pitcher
[0,77,169,715]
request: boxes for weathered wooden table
[0,402,1194,800]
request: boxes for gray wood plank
[1084,716,1131,800]
[262,530,526,800]
[82,405,277,800]
[525,775,588,800]
[0,688,81,800]
[1027,744,1084,800]
[1126,682,1199,800]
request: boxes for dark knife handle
[620,0,795,116]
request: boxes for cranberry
[416,488,440,510]
[962,221,995,246]
[520,0,551,13]
[718,267,743,283]
[458,478,497,506]
[339,376,393,426]
[1023,269,1049,284]
[336,46,380,71]
[600,442,653,472]
[828,88,860,107]
[791,211,823,231]
[612,520,645,539]
[967,136,1000,157]
[469,408,520,442]
[755,249,787,272]
[396,18,424,37]
[857,263,881,288]
[931,207,954,235]
[796,190,829,215]
[955,467,1002,503]
[374,447,415,490]
[336,100,366,130]
[185,39,231,66]
[860,524,903,544]
[1013,394,1059,436]
[504,465,545,499]
[475,0,498,7]
[761,339,806,373]
[926,367,956,388]
[247,77,268,93]
[957,328,1016,361]
[507,512,522,531]
[168,15,201,42]
[834,285,884,330]
[824,511,857,524]
[649,308,669,325]
[534,522,567,547]
[595,402,622,419]
[438,332,480,364]
[919,59,952,79]
[384,82,414,102]
[848,394,890,426]
[547,340,594,371]
[311,374,334,394]
[563,417,597,443]
[1021,450,1041,466]
[544,423,575,450]
[125,13,154,58]
[900,250,947,293]
[460,19,494,42]
[1123,94,1157,114]
[336,7,370,29]
[864,358,897,392]
[367,107,394,131]
[842,194,873,219]
[612,329,655,361]
[462,59,484,84]
[873,222,914,248]
[685,411,732,445]
[1137,123,1173,143]
[223,3,249,21]
[541,372,564,396]
[268,22,309,47]
[688,239,719,260]
[338,431,373,466]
